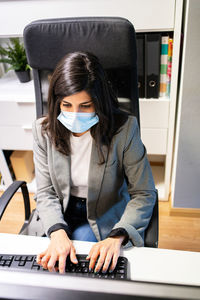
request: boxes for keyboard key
[2,255,13,261]
[4,261,12,267]
[14,256,22,261]
[21,256,27,261]
[32,265,41,271]
[117,269,125,274]
[116,274,125,279]
[82,267,89,273]
[18,261,26,267]
[80,262,86,267]
[26,256,34,262]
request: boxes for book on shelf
[166,38,173,97]
[159,35,169,97]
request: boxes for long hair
[42,51,128,163]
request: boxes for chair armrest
[144,190,159,248]
[0,181,31,222]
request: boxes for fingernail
[102,270,106,274]
[109,269,113,273]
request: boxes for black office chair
[23,17,140,123]
[0,17,158,247]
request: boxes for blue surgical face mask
[57,111,99,133]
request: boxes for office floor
[0,192,200,252]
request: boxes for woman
[31,51,156,274]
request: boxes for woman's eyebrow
[62,100,92,104]
[80,100,93,104]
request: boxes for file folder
[145,33,161,98]
[136,34,145,98]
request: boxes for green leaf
[0,58,13,64]
[0,38,29,71]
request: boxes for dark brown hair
[42,51,128,163]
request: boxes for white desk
[0,233,200,287]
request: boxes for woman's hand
[86,236,125,273]
[37,229,78,274]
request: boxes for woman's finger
[86,247,94,260]
[94,249,107,273]
[109,251,120,272]
[36,251,46,264]
[58,254,68,274]
[70,246,78,264]
[47,253,58,272]
[88,246,100,271]
[102,252,113,273]
[41,253,51,269]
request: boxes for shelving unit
[0,0,184,200]
[0,72,36,192]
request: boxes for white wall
[0,0,175,36]
[171,0,200,208]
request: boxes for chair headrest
[23,17,137,70]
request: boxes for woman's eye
[63,103,71,107]
[81,105,91,108]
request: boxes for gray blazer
[25,116,156,248]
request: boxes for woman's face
[60,90,95,113]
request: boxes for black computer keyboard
[0,254,128,280]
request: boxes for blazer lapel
[52,147,71,210]
[87,140,108,219]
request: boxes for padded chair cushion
[24,17,137,70]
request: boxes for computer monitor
[0,269,200,300]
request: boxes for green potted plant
[0,38,31,83]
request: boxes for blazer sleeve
[112,117,157,247]
[32,119,69,236]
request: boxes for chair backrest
[23,17,139,124]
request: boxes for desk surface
[0,233,200,287]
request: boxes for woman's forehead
[61,91,92,103]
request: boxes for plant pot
[15,70,31,83]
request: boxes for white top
[70,131,92,198]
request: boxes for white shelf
[0,71,35,103]
[139,97,170,102]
